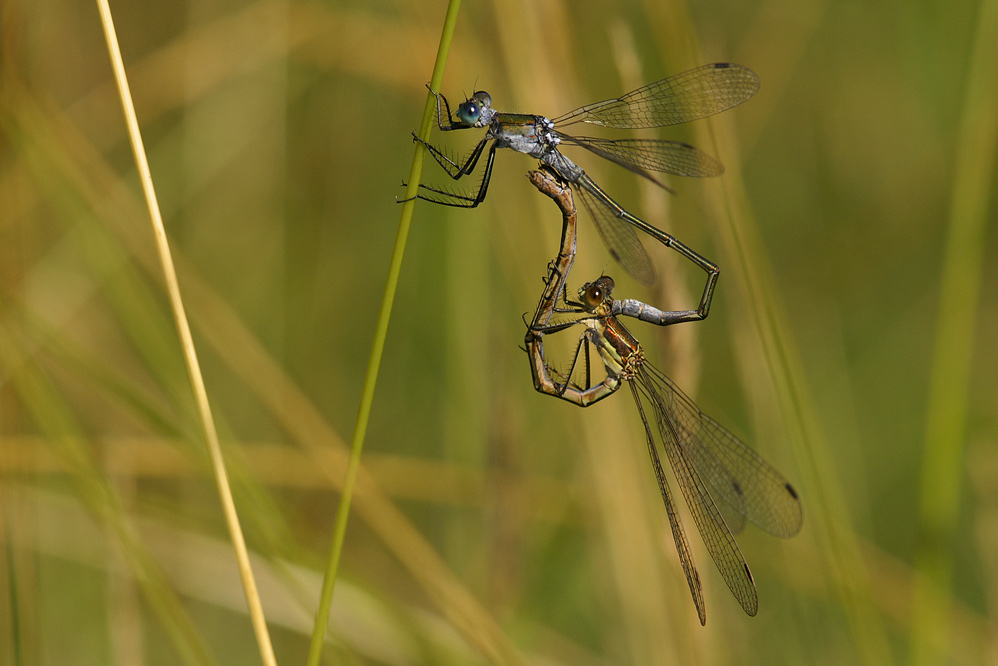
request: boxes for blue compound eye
[457,102,480,124]
[455,91,491,126]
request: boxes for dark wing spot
[785,482,799,499]
[744,563,755,585]
[732,480,744,497]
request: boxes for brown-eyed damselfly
[523,169,801,624]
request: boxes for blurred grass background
[2,0,997,664]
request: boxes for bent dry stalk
[524,172,802,624]
[408,63,759,284]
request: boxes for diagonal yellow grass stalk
[305,1,463,664]
[94,1,277,664]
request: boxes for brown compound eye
[579,276,615,310]
[583,283,603,308]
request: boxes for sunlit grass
[96,0,276,663]
[2,0,996,664]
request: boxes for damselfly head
[456,91,493,126]
[579,276,615,310]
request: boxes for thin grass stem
[304,1,463,663]
[94,2,277,665]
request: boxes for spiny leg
[404,141,499,208]
[413,132,490,178]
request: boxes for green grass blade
[305,1,464,663]
[910,0,998,662]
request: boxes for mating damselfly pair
[405,65,802,624]
[522,169,801,625]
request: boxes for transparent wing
[553,63,760,129]
[628,381,706,625]
[643,363,803,538]
[560,135,725,177]
[636,369,759,617]
[715,494,748,536]
[573,177,655,285]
